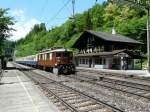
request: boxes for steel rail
[77,73,150,91]
[77,68,150,82]
[15,64,124,112]
[31,73,124,112]
[25,72,79,112]
[67,75,150,100]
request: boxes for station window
[79,59,82,64]
[86,59,88,64]
[79,58,88,64]
[83,59,85,64]
[103,58,106,64]
[95,58,102,64]
[95,58,106,65]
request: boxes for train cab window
[62,52,69,57]
[56,52,61,57]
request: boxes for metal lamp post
[147,7,150,73]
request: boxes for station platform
[0,62,60,112]
[77,67,150,77]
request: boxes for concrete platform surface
[0,63,60,112]
[77,67,150,77]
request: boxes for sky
[1,0,105,41]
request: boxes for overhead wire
[40,0,49,20]
[46,0,71,27]
[61,0,72,15]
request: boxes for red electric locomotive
[37,48,75,74]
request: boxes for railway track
[67,73,150,100]
[14,63,150,112]
[15,64,124,112]
[77,69,150,82]
[77,72,150,91]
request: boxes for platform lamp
[108,0,150,74]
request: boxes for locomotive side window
[44,54,46,60]
[50,53,52,60]
[46,53,50,60]
[56,52,61,57]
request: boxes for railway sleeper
[47,94,75,112]
[51,89,69,92]
[56,91,76,96]
[62,95,82,101]
[144,92,150,97]
[89,108,113,112]
[73,100,97,108]
[50,89,68,93]
[56,103,69,111]
[60,93,79,98]
[78,104,102,112]
[67,99,89,105]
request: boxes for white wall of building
[77,57,134,70]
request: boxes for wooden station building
[72,30,144,70]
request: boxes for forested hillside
[16,2,147,57]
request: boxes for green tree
[0,8,14,55]
[16,1,147,57]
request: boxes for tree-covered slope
[16,2,147,57]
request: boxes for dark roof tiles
[86,30,142,44]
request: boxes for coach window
[40,54,42,60]
[56,52,61,57]
[42,54,44,60]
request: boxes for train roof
[38,48,72,55]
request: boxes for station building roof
[72,30,142,48]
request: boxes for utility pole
[109,0,150,74]
[72,0,75,18]
[95,0,98,4]
[147,7,150,72]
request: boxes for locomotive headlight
[57,57,61,63]
[70,59,73,63]
[57,59,61,62]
